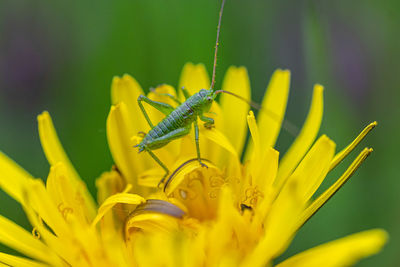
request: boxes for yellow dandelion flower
[0,62,387,267]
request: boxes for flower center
[169,166,226,221]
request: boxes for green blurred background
[0,0,398,265]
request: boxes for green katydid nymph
[134,0,229,189]
[134,0,296,190]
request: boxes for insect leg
[137,131,146,137]
[194,120,208,168]
[180,86,191,100]
[144,147,170,188]
[137,95,175,128]
[149,87,182,105]
[146,126,191,150]
[200,115,215,129]
[144,126,191,186]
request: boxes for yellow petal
[95,171,122,240]
[296,148,373,231]
[252,147,279,227]
[185,229,207,266]
[107,103,136,183]
[247,110,279,208]
[37,111,96,219]
[217,188,254,257]
[24,179,70,238]
[95,170,131,258]
[66,223,115,267]
[107,103,150,189]
[0,152,34,204]
[37,111,76,174]
[0,215,61,266]
[125,212,179,236]
[95,169,125,205]
[164,158,217,195]
[244,179,304,266]
[137,167,165,188]
[276,229,388,267]
[22,204,78,266]
[132,232,186,267]
[0,252,50,267]
[201,128,238,159]
[101,234,131,267]
[330,121,377,171]
[46,162,92,225]
[146,84,180,161]
[207,187,239,264]
[200,127,241,175]
[111,74,148,132]
[199,102,226,166]
[107,103,174,191]
[219,66,251,155]
[25,186,116,267]
[178,62,210,96]
[247,110,261,180]
[247,110,280,195]
[0,161,67,263]
[255,147,279,198]
[257,69,290,148]
[275,84,324,189]
[91,192,145,227]
[22,180,97,265]
[281,135,335,203]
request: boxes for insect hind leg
[137,94,175,128]
[142,146,170,188]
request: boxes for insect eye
[207,97,212,102]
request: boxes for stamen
[295,147,373,231]
[57,203,73,220]
[240,203,253,212]
[31,227,41,239]
[329,121,377,171]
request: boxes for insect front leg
[137,95,175,128]
[200,115,215,129]
[194,120,208,168]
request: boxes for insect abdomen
[145,100,196,141]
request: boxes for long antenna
[210,0,299,138]
[215,89,300,137]
[210,0,226,91]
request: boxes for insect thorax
[187,89,214,115]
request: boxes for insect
[134,0,297,189]
[134,0,228,187]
